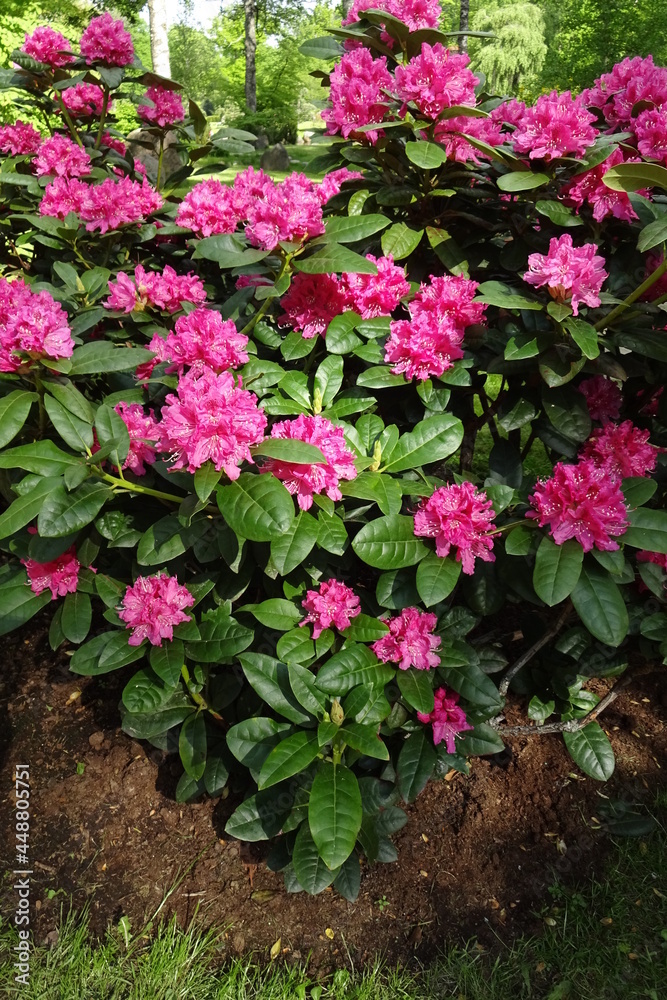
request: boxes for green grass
[194,143,332,186]
[1,807,665,1000]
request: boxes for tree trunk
[147,0,171,78]
[244,0,257,113]
[459,0,470,54]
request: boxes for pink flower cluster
[278,273,350,339]
[512,91,598,160]
[175,178,240,237]
[80,13,134,67]
[385,274,485,381]
[372,607,441,671]
[583,56,667,128]
[395,44,478,119]
[637,550,667,570]
[316,167,364,203]
[343,0,440,31]
[40,175,162,232]
[635,106,667,164]
[322,47,393,144]
[300,579,360,639]
[22,546,80,600]
[577,375,623,424]
[60,83,108,118]
[119,573,194,647]
[159,365,267,477]
[138,86,185,128]
[523,234,607,315]
[114,402,160,476]
[262,414,357,510]
[433,114,503,165]
[418,686,473,753]
[563,149,644,223]
[151,309,249,376]
[105,265,206,314]
[527,460,629,552]
[580,420,658,481]
[32,134,91,178]
[414,482,497,574]
[22,26,74,68]
[101,132,127,155]
[345,254,411,319]
[0,121,41,156]
[0,277,73,372]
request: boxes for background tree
[470,2,547,94]
[147,0,171,77]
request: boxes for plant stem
[95,86,110,150]
[497,600,572,698]
[33,373,47,439]
[238,254,292,338]
[594,257,667,331]
[156,136,165,191]
[58,96,84,148]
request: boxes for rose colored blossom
[635,106,667,163]
[372,607,441,670]
[75,176,162,234]
[175,179,240,237]
[118,573,194,647]
[230,166,275,217]
[490,98,527,127]
[0,121,41,155]
[418,686,473,752]
[138,86,185,128]
[114,402,160,475]
[343,0,440,31]
[22,546,80,600]
[235,274,272,290]
[395,44,478,119]
[22,27,74,68]
[317,167,364,204]
[322,47,393,144]
[159,364,267,477]
[413,274,486,329]
[385,313,465,381]
[261,414,358,510]
[414,482,497,574]
[32,134,91,179]
[433,114,503,164]
[105,265,206,314]
[527,459,629,552]
[641,253,667,302]
[39,176,88,220]
[638,384,664,417]
[60,83,108,118]
[101,131,126,155]
[245,172,325,251]
[299,579,361,639]
[0,277,74,373]
[134,332,169,381]
[582,56,667,128]
[562,149,645,223]
[160,309,249,375]
[636,550,667,570]
[580,420,658,481]
[278,272,350,338]
[512,91,598,160]
[577,376,623,424]
[523,234,607,316]
[80,13,134,67]
[343,254,411,319]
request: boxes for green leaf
[383,414,463,472]
[316,643,394,694]
[288,662,327,715]
[438,660,503,711]
[564,318,599,360]
[276,628,315,665]
[528,695,555,722]
[179,712,207,780]
[218,473,294,542]
[254,439,327,464]
[309,761,362,869]
[397,669,435,714]
[456,723,505,756]
[204,749,231,796]
[621,477,657,509]
[314,355,344,408]
[150,639,185,687]
[187,612,253,662]
[44,395,94,451]
[70,631,145,675]
[637,216,667,252]
[343,613,390,642]
[38,482,111,538]
[535,200,583,227]
[352,514,428,570]
[68,343,154,375]
[0,440,81,476]
[623,507,667,552]
[258,731,320,789]
[356,366,405,389]
[323,213,390,243]
[194,465,221,503]
[340,472,402,516]
[298,35,343,59]
[602,161,667,192]
[0,477,63,540]
[227,717,293,775]
[317,510,348,555]
[497,171,549,192]
[61,592,92,644]
[563,722,615,780]
[505,524,534,555]
[533,537,583,606]
[243,598,301,631]
[571,562,629,646]
[333,854,361,902]
[380,222,423,260]
[295,244,379,275]
[94,404,130,468]
[405,141,448,169]
[0,391,35,447]
[238,653,312,724]
[269,511,319,575]
[476,280,542,311]
[343,685,391,725]
[325,312,363,354]
[341,722,389,760]
[122,668,175,714]
[0,578,50,637]
[225,789,293,841]
[416,553,461,606]
[293,823,339,894]
[397,730,437,802]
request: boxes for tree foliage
[470,3,547,94]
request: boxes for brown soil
[1,617,666,971]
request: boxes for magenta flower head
[527,459,629,552]
[113,402,160,476]
[80,13,134,67]
[21,546,81,600]
[418,686,473,753]
[523,234,607,315]
[278,272,350,339]
[343,0,440,31]
[343,255,411,319]
[413,482,497,575]
[118,574,194,647]
[563,149,645,223]
[0,121,41,156]
[138,86,185,128]
[372,607,441,671]
[22,27,75,68]
[394,43,478,119]
[60,82,108,118]
[162,309,249,375]
[0,278,74,373]
[300,579,361,639]
[579,420,658,481]
[577,375,623,424]
[321,47,393,144]
[512,90,598,160]
[32,134,91,179]
[175,179,240,238]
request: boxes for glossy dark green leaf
[217,472,294,542]
[416,553,461,606]
[269,512,319,575]
[316,644,394,694]
[352,514,429,569]
[397,669,435,714]
[292,823,339,894]
[258,731,320,789]
[150,639,185,687]
[238,653,312,724]
[571,562,629,646]
[383,414,463,472]
[533,536,583,606]
[397,730,437,802]
[309,761,362,869]
[623,507,667,553]
[179,712,207,780]
[563,722,615,780]
[0,390,36,447]
[61,591,92,644]
[0,477,63,540]
[38,482,112,538]
[341,722,389,760]
[69,631,145,675]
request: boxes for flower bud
[330,698,345,726]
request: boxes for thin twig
[494,671,633,737]
[498,600,572,698]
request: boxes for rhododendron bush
[2,7,667,900]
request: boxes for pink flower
[490,98,527,127]
[80,13,134,67]
[580,420,658,481]
[261,414,358,510]
[563,149,645,223]
[372,607,441,670]
[245,173,325,251]
[395,44,478,119]
[523,234,607,315]
[317,167,364,204]
[577,376,623,424]
[385,314,465,381]
[0,121,41,155]
[343,254,410,319]
[39,176,88,220]
[322,47,393,144]
[512,91,598,160]
[278,272,350,339]
[413,274,486,329]
[22,27,74,68]
[418,686,473,753]
[231,166,275,217]
[161,309,249,374]
[22,546,80,600]
[300,579,361,639]
[433,114,503,164]
[32,134,91,178]
[527,459,629,552]
[60,83,108,118]
[0,278,74,372]
[637,550,667,570]
[105,265,206,314]
[138,86,185,128]
[118,574,194,647]
[635,107,667,164]
[101,132,126,155]
[414,482,497,574]
[175,179,240,237]
[159,364,267,477]
[77,177,163,234]
[114,402,160,475]
[343,0,440,31]
[642,253,667,302]
[583,56,667,128]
